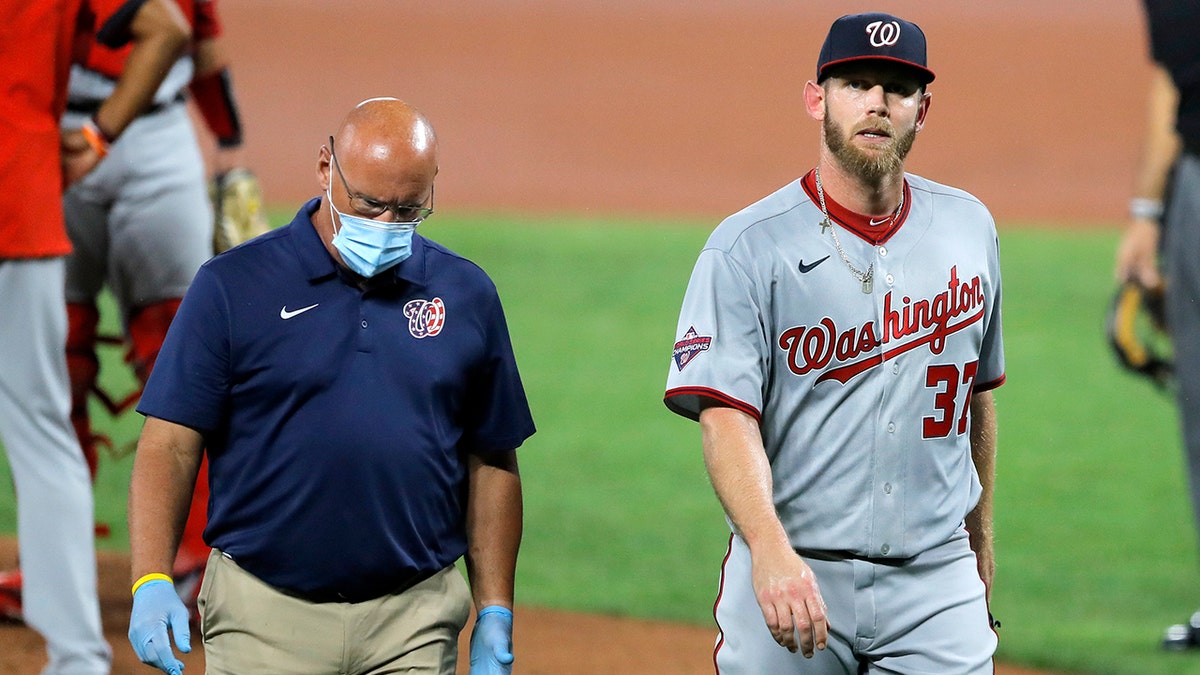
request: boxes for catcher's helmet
[1106,282,1172,387]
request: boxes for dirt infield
[0,539,1058,674]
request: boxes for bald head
[334,97,438,169]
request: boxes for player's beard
[823,113,917,186]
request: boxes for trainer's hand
[128,579,191,675]
[750,543,829,657]
[469,605,514,674]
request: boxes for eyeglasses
[328,136,435,223]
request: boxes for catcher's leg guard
[66,302,101,480]
[126,298,182,383]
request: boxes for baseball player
[50,0,243,616]
[0,0,189,669]
[664,12,1004,673]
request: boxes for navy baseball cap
[816,12,935,84]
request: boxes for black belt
[66,91,185,116]
[275,568,437,604]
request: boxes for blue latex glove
[469,605,514,674]
[128,579,191,675]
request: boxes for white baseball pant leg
[0,258,111,674]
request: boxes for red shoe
[0,569,23,623]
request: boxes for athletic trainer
[665,12,1004,673]
[126,98,534,675]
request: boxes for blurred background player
[0,0,259,624]
[1115,0,1200,650]
[0,0,188,670]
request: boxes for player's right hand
[750,544,829,658]
[128,579,191,675]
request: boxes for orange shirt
[0,0,150,259]
[0,0,83,258]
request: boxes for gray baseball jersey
[665,169,1004,559]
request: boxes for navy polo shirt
[138,198,536,601]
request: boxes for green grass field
[1,210,1196,674]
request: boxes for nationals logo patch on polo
[404,297,446,338]
[673,326,712,371]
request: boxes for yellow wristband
[131,572,173,597]
[80,118,111,159]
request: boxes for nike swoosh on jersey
[798,256,830,273]
[280,303,319,319]
[869,217,890,226]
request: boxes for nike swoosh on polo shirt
[280,303,319,320]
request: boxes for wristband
[80,117,112,159]
[1129,197,1163,221]
[131,572,173,596]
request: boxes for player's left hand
[128,579,191,675]
[469,605,514,674]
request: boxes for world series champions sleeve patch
[673,326,712,371]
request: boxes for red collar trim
[800,169,910,245]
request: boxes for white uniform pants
[714,530,995,674]
[0,258,110,674]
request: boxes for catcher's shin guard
[66,302,101,480]
[126,298,182,383]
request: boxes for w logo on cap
[865,20,901,47]
[816,12,935,84]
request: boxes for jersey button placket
[356,295,373,353]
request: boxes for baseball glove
[210,167,271,254]
[1106,281,1172,387]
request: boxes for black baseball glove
[1106,281,1172,388]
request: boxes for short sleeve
[975,232,1005,392]
[664,247,767,421]
[137,263,231,432]
[460,289,536,453]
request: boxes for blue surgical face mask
[326,184,418,278]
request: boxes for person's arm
[129,416,204,585]
[190,33,249,172]
[464,450,522,611]
[464,449,521,674]
[63,0,190,184]
[126,415,204,675]
[1115,64,1181,289]
[699,404,829,658]
[965,390,997,600]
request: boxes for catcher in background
[0,0,267,625]
[1114,0,1200,651]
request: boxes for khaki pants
[198,549,471,675]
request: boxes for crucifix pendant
[861,266,873,294]
[820,218,832,233]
